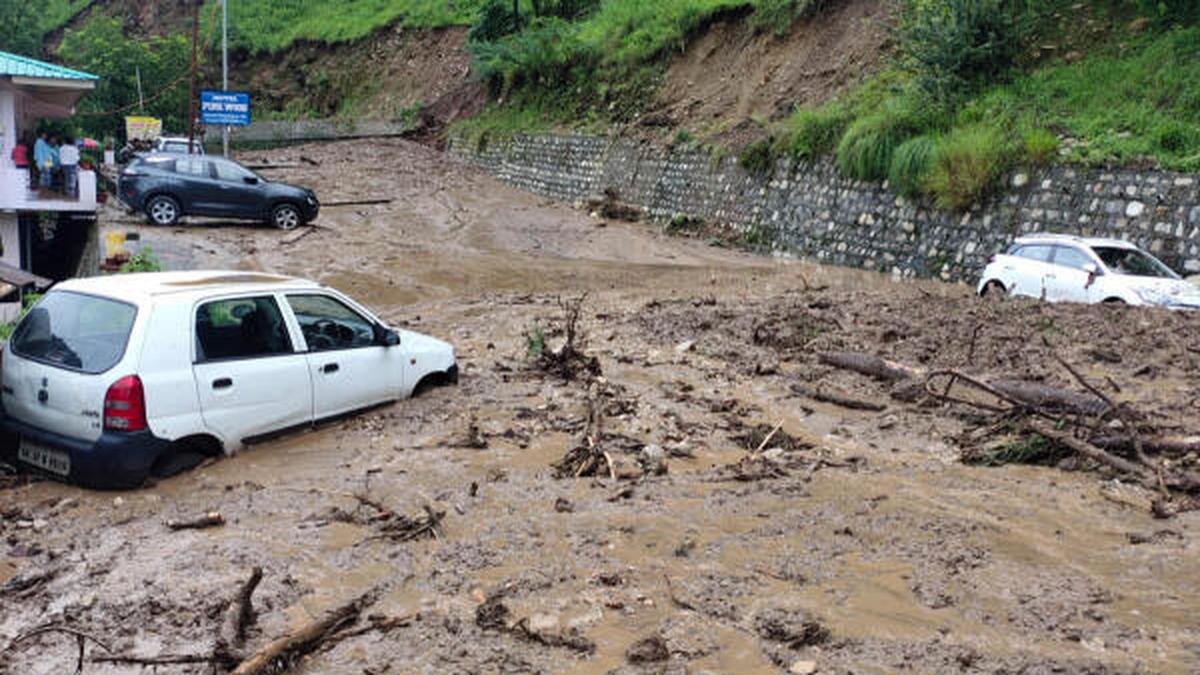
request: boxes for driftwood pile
[817,348,1200,510]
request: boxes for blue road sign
[200,90,251,126]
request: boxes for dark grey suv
[118,154,319,230]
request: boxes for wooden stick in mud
[753,421,784,455]
[791,384,886,412]
[231,590,377,675]
[166,511,225,531]
[215,566,264,664]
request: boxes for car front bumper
[1,414,170,490]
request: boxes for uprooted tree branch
[817,347,1200,510]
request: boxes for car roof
[52,271,320,303]
[1012,233,1138,250]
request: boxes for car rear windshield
[9,291,138,373]
[1091,246,1179,279]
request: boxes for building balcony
[0,166,96,212]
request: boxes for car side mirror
[375,325,400,347]
[1082,263,1099,276]
[243,176,258,185]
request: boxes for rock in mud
[639,444,668,476]
[789,660,818,674]
[476,594,511,630]
[626,635,670,663]
[754,607,829,647]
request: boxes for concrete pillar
[0,212,18,268]
[0,90,14,164]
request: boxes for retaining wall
[448,133,1200,281]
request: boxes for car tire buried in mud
[271,203,302,231]
[146,195,181,226]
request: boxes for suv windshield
[9,292,137,373]
[1091,246,1178,279]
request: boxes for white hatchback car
[977,234,1200,309]
[0,272,456,488]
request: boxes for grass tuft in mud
[963,433,1073,467]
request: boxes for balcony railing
[0,167,97,212]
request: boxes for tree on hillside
[56,16,191,141]
[0,2,42,57]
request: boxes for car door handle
[212,377,233,389]
[322,363,339,374]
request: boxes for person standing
[10,138,28,169]
[48,134,61,192]
[60,137,80,198]
[33,131,51,189]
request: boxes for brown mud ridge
[3,139,1199,673]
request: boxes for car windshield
[1091,246,1179,279]
[9,291,138,373]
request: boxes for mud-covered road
[2,139,1198,674]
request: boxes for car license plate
[18,439,71,477]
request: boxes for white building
[0,50,100,318]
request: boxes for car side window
[214,160,254,182]
[1051,246,1094,271]
[175,157,211,178]
[1016,245,1053,262]
[287,294,376,352]
[195,296,293,362]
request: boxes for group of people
[9,131,82,199]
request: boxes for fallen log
[231,590,377,675]
[321,198,393,207]
[990,380,1110,417]
[1026,420,1150,481]
[166,511,225,531]
[792,384,886,412]
[818,352,924,382]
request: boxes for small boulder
[626,635,670,663]
[754,607,829,647]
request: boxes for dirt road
[2,139,1197,674]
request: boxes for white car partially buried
[977,233,1200,309]
[0,271,456,488]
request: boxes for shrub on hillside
[925,126,1009,209]
[901,0,1025,97]
[888,135,937,197]
[739,139,776,176]
[470,0,523,42]
[781,102,852,158]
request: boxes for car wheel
[271,203,302,231]
[146,195,180,226]
[981,281,1007,300]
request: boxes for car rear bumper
[0,414,169,490]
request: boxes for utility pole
[135,65,144,112]
[222,0,229,157]
[186,0,200,155]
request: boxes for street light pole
[222,0,229,157]
[186,0,199,155]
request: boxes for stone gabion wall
[449,132,1200,282]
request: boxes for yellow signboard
[124,116,162,141]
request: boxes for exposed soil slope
[655,0,898,144]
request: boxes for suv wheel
[271,203,302,231]
[146,195,180,226]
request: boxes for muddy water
[4,139,1197,674]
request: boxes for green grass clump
[836,96,937,181]
[888,135,937,198]
[779,102,852,159]
[925,125,1009,210]
[1021,128,1058,165]
[739,139,776,176]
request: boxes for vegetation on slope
[0,0,93,56]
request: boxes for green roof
[0,50,98,81]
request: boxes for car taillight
[104,375,147,432]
